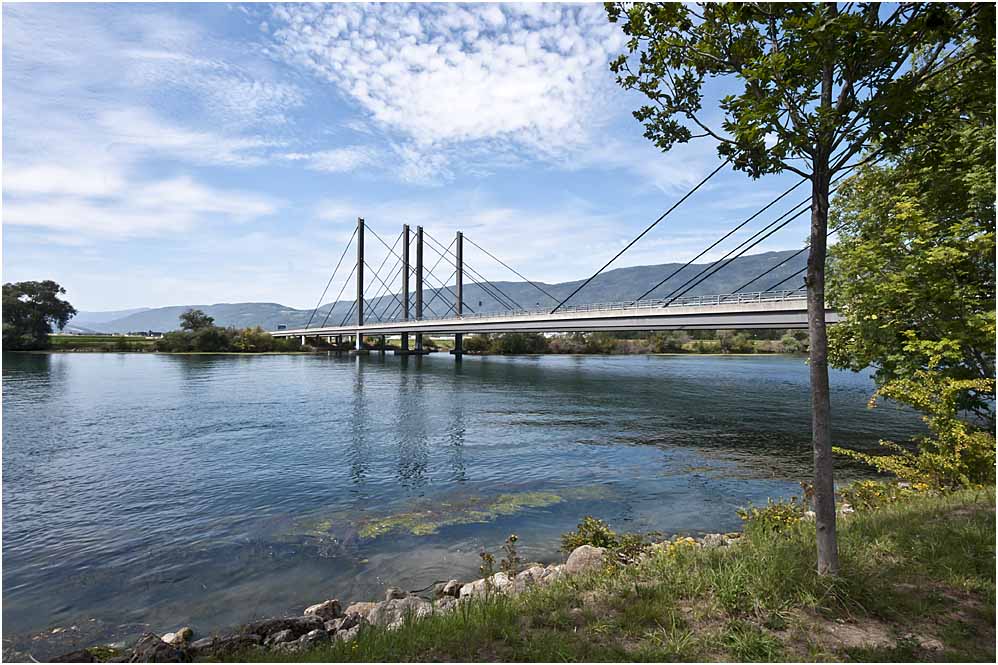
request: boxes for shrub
[719,331,754,353]
[834,371,996,489]
[492,332,548,354]
[649,332,687,353]
[561,516,653,564]
[837,480,929,512]
[232,326,275,352]
[737,496,808,533]
[583,332,618,354]
[463,334,491,353]
[192,326,231,352]
[780,333,807,353]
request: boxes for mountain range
[67,249,806,333]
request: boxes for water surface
[2,352,923,656]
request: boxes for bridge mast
[415,226,424,352]
[356,217,364,350]
[454,230,463,357]
[401,224,410,353]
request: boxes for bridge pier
[402,224,410,354]
[453,231,463,358]
[415,225,424,353]
[355,217,364,351]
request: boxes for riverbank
[242,487,997,663]
[42,487,994,663]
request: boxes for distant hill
[72,250,806,333]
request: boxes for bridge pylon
[355,217,364,350]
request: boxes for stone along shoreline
[51,533,744,662]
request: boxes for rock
[263,629,295,647]
[384,586,407,601]
[540,564,565,584]
[304,599,342,620]
[244,615,323,639]
[128,633,187,662]
[513,565,546,592]
[459,572,512,599]
[919,637,944,651]
[564,545,607,574]
[335,625,360,643]
[803,510,816,521]
[52,650,97,662]
[160,627,192,647]
[440,579,462,598]
[459,578,486,599]
[343,601,379,623]
[188,634,260,659]
[298,629,329,648]
[434,595,458,613]
[700,533,727,548]
[840,503,855,514]
[368,595,433,630]
[188,638,215,652]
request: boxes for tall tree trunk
[808,163,839,576]
[809,46,839,576]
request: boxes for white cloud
[281,146,380,173]
[96,108,279,166]
[4,176,278,238]
[269,3,628,182]
[2,165,126,198]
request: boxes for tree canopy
[179,309,215,332]
[2,280,78,350]
[606,2,978,180]
[828,39,996,423]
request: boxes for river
[1,351,925,657]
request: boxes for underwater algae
[294,486,615,540]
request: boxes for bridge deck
[272,290,835,337]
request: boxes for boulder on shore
[304,599,342,620]
[564,545,606,574]
[368,595,433,630]
[128,633,187,662]
[244,614,323,640]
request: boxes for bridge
[272,206,837,353]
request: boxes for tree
[606,2,984,574]
[828,49,996,425]
[2,280,77,350]
[179,309,214,331]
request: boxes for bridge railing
[399,288,807,324]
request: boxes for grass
[49,334,157,351]
[231,487,995,662]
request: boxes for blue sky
[2,2,811,311]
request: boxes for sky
[2,1,812,312]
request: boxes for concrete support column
[301,335,306,346]
[356,217,364,351]
[379,334,386,354]
[402,224,410,353]
[454,230,463,357]
[415,225,424,352]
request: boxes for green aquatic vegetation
[293,486,614,541]
[357,491,564,538]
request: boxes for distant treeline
[154,326,304,353]
[462,329,809,355]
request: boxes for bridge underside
[272,301,837,338]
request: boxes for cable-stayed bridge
[271,190,839,352]
[270,157,861,352]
